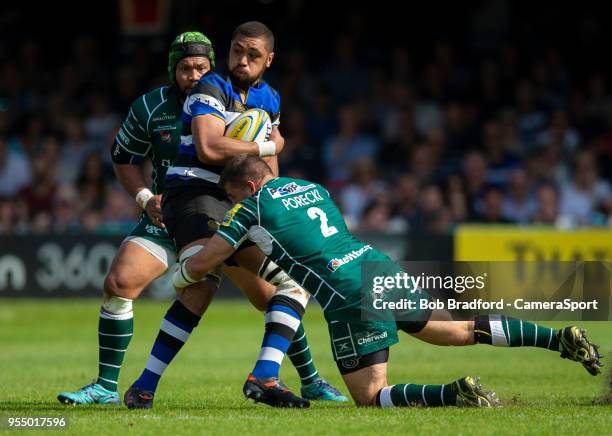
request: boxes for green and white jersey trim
[216,181,348,311]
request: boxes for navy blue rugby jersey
[165,71,280,189]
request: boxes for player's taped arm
[191,114,278,164]
[172,235,236,289]
[262,126,282,176]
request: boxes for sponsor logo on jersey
[356,330,388,345]
[160,131,171,143]
[340,357,360,370]
[152,114,176,122]
[153,124,177,132]
[222,204,242,226]
[117,129,130,145]
[145,224,163,236]
[267,182,316,198]
[326,245,372,272]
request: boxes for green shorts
[328,319,399,361]
[124,214,177,267]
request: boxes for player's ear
[247,180,257,194]
[265,52,274,68]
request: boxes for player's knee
[103,270,138,299]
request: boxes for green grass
[0,299,610,435]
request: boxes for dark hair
[232,21,275,52]
[219,154,273,188]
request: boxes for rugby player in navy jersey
[124,22,345,408]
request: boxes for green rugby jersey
[111,86,183,194]
[217,177,390,316]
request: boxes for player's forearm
[196,137,260,164]
[174,236,235,289]
[263,155,279,176]
[185,252,225,281]
[112,163,148,197]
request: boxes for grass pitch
[0,299,610,435]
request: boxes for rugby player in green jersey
[57,31,217,406]
[173,154,602,408]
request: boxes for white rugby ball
[225,108,272,143]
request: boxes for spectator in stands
[502,168,538,223]
[57,115,96,184]
[474,185,511,223]
[560,150,612,226]
[446,174,468,222]
[0,135,31,197]
[515,79,547,149]
[76,153,108,215]
[277,108,319,181]
[462,151,488,219]
[339,157,387,229]
[53,184,81,233]
[323,102,378,189]
[531,183,559,225]
[18,151,57,222]
[392,172,420,225]
[481,120,521,185]
[412,183,449,232]
[378,108,417,172]
[0,198,15,234]
[358,196,407,234]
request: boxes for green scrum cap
[168,31,215,84]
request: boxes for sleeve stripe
[208,112,225,121]
[256,190,262,224]
[233,220,248,232]
[115,135,150,157]
[241,206,257,217]
[216,229,239,247]
[128,108,147,134]
[121,125,151,145]
[235,234,247,247]
[142,94,151,117]
[147,90,168,132]
[186,93,226,117]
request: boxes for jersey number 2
[307,207,338,237]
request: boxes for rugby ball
[225,108,272,143]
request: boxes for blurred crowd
[2,14,612,235]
